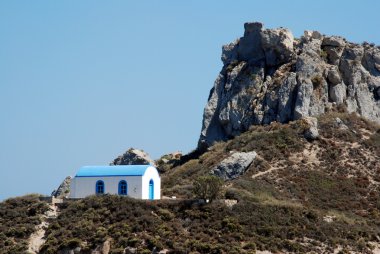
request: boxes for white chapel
[69,165,161,200]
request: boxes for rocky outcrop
[303,117,319,140]
[110,148,155,166]
[211,151,257,180]
[51,176,71,198]
[198,22,380,148]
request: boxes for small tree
[192,175,223,202]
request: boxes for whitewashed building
[69,165,161,200]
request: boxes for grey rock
[212,151,257,180]
[324,46,344,65]
[311,31,323,40]
[294,80,313,120]
[303,117,319,140]
[124,247,137,254]
[322,36,346,47]
[198,22,380,149]
[339,50,380,122]
[237,22,264,63]
[277,73,298,122]
[92,239,110,254]
[244,22,263,33]
[222,40,239,65]
[304,30,323,40]
[362,47,380,76]
[334,117,349,130]
[261,28,294,66]
[199,73,227,149]
[329,82,346,105]
[327,67,342,85]
[342,45,364,61]
[51,176,71,198]
[111,148,155,166]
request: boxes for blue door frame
[149,179,154,200]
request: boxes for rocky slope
[199,22,380,148]
[8,111,377,254]
[163,110,380,253]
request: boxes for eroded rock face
[198,22,380,148]
[211,151,257,180]
[111,148,155,166]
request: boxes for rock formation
[51,176,71,198]
[199,22,380,148]
[302,117,319,140]
[211,151,257,180]
[110,148,156,166]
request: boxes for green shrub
[192,175,223,202]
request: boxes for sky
[1,1,380,201]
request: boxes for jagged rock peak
[110,148,156,166]
[198,21,380,149]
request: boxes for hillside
[162,111,380,253]
[1,111,379,254]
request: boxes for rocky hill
[199,22,380,149]
[1,22,380,254]
[3,110,377,254]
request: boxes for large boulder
[261,27,294,66]
[303,117,319,140]
[322,36,346,47]
[211,151,257,180]
[111,148,156,166]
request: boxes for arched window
[149,179,154,200]
[96,180,104,194]
[118,180,127,195]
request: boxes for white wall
[70,176,143,199]
[69,166,161,200]
[142,166,161,200]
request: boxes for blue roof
[75,165,153,177]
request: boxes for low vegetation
[192,175,223,202]
[160,111,380,252]
[38,191,380,253]
[2,112,380,253]
[0,194,49,254]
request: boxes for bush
[192,175,223,202]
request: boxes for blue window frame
[118,180,128,195]
[149,179,154,200]
[96,180,104,194]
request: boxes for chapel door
[149,179,154,200]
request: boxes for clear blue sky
[1,1,379,201]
